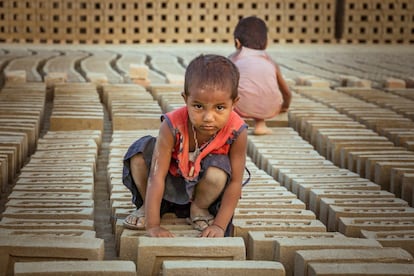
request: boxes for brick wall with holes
[0,0,412,44]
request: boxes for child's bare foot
[189,203,214,231]
[253,120,272,135]
[253,127,273,135]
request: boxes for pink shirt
[230,47,283,119]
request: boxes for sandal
[123,208,145,230]
[187,214,214,231]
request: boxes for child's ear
[235,39,242,49]
[233,96,240,106]
[181,92,187,102]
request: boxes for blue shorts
[122,135,231,218]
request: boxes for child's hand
[199,224,225,238]
[147,226,175,237]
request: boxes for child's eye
[194,104,203,109]
[216,105,225,111]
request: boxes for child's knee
[204,167,227,188]
[130,153,146,170]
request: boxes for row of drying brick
[105,84,414,275]
[289,86,414,206]
[0,82,130,275]
[0,83,46,193]
[247,126,414,275]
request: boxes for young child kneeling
[122,54,248,237]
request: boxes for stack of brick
[49,83,104,132]
[81,51,124,84]
[43,51,89,83]
[0,130,106,274]
[281,87,414,258]
[0,83,46,192]
[101,84,163,130]
[293,86,414,200]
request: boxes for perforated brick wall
[0,0,412,44]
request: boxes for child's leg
[253,119,272,135]
[124,153,148,228]
[190,166,227,230]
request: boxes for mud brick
[391,168,414,198]
[274,237,382,276]
[339,146,401,169]
[112,113,161,130]
[384,77,406,89]
[14,260,136,276]
[328,140,393,163]
[26,159,96,172]
[5,199,94,209]
[0,218,94,230]
[49,115,104,131]
[0,157,7,191]
[17,171,94,179]
[0,125,36,155]
[290,177,370,194]
[364,157,414,182]
[277,168,353,188]
[316,129,378,156]
[240,191,297,200]
[236,198,305,210]
[1,207,94,220]
[1,229,96,238]
[334,141,395,165]
[253,149,318,168]
[241,185,287,194]
[0,141,23,172]
[119,227,199,262]
[374,161,414,190]
[308,189,395,216]
[267,159,330,178]
[247,231,345,261]
[234,208,315,220]
[15,178,94,187]
[338,217,414,237]
[328,206,414,232]
[348,150,410,174]
[129,63,149,79]
[21,165,93,174]
[162,260,285,276]
[295,247,413,276]
[242,178,280,187]
[319,197,408,225]
[0,147,20,183]
[232,219,326,245]
[360,229,414,256]
[5,70,26,84]
[326,136,390,160]
[12,184,93,193]
[8,191,93,200]
[307,123,365,146]
[401,173,414,207]
[307,263,414,276]
[260,152,324,172]
[0,235,104,276]
[136,237,245,276]
[44,72,68,88]
[297,181,380,207]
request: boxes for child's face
[183,87,238,137]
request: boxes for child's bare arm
[145,121,175,237]
[203,128,248,236]
[275,63,292,111]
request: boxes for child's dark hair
[233,16,267,50]
[184,54,239,100]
